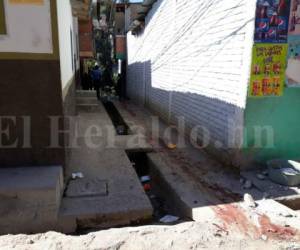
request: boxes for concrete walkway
[59,91,153,232]
[59,91,300,241]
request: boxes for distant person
[87,67,93,90]
[91,65,102,100]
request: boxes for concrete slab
[62,148,153,229]
[0,166,63,234]
[0,166,63,193]
[71,101,153,151]
[147,152,222,223]
[61,98,153,231]
[241,170,300,210]
[72,101,115,141]
[65,178,108,198]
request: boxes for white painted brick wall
[127,0,256,150]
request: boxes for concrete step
[59,193,153,232]
[76,90,97,98]
[76,97,99,105]
[77,104,102,113]
[0,166,63,234]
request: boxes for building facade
[126,0,300,168]
[0,0,64,167]
[0,0,83,234]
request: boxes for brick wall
[127,0,256,164]
[79,20,93,54]
[116,35,126,59]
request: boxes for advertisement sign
[289,0,300,35]
[249,43,288,97]
[286,36,300,86]
[286,0,300,86]
[254,0,291,43]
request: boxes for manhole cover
[66,178,108,198]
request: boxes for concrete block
[147,153,220,222]
[0,166,63,234]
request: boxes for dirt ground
[0,221,299,250]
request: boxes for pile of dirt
[0,222,297,250]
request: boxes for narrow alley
[0,0,300,249]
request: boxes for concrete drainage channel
[70,150,191,235]
[98,100,191,228]
[69,95,300,235]
[102,101,131,135]
[126,151,191,224]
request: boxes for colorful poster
[9,0,44,5]
[288,0,300,34]
[254,0,291,43]
[249,43,288,97]
[286,36,300,86]
[286,0,300,86]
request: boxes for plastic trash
[243,193,256,208]
[116,125,125,135]
[243,180,252,189]
[159,215,179,223]
[281,168,299,175]
[143,183,151,191]
[256,174,265,180]
[72,172,84,179]
[141,176,151,183]
[167,143,177,150]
